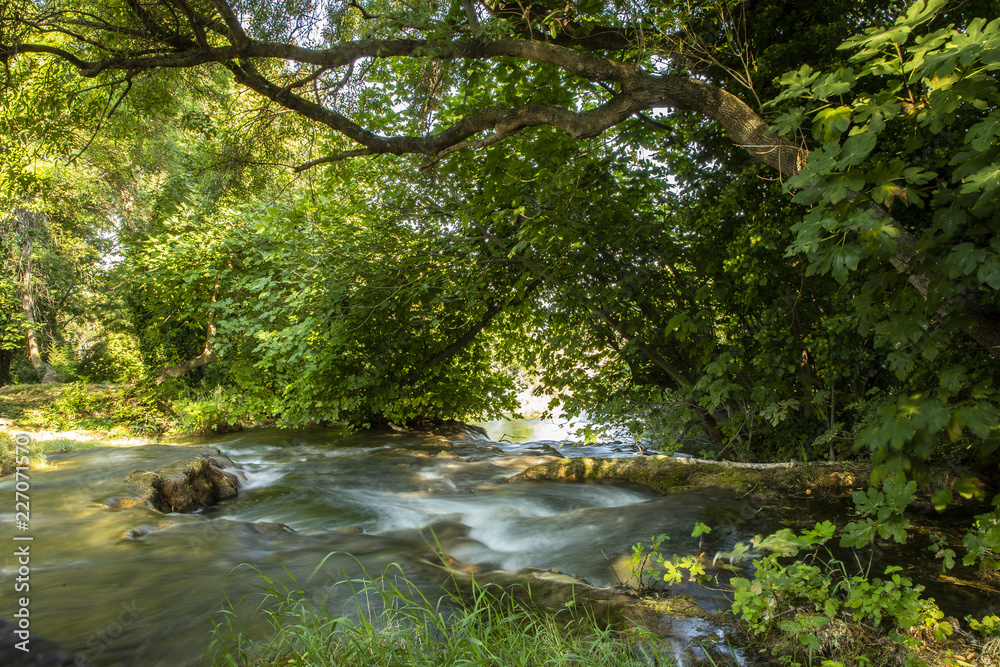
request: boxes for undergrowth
[2,382,172,435]
[0,380,265,437]
[0,430,48,475]
[723,522,953,667]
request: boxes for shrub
[726,522,952,666]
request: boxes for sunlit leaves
[811,106,853,143]
[765,1,1000,528]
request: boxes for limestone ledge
[511,455,871,502]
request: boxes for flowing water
[0,423,748,666]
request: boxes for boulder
[123,457,239,513]
[0,618,86,666]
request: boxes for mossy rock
[123,470,164,508]
[123,457,239,513]
[512,456,869,502]
[438,564,637,619]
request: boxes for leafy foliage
[624,523,715,592]
[767,0,1000,488]
[728,522,953,666]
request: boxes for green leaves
[837,131,877,168]
[841,478,916,547]
[772,65,822,103]
[731,520,950,663]
[767,2,1000,534]
[960,163,1000,209]
[963,511,1000,569]
[812,106,853,143]
[841,0,948,60]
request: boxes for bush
[15,382,173,436]
[172,386,247,434]
[726,522,952,666]
[45,344,80,382]
[77,333,145,384]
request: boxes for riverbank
[0,423,151,475]
[0,382,173,433]
[0,383,165,475]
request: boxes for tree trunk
[15,209,57,384]
[22,268,45,380]
[0,348,12,386]
[156,285,218,384]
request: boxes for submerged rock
[247,521,296,535]
[336,525,365,533]
[122,457,239,513]
[0,618,85,666]
[106,496,149,510]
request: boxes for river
[1,421,748,666]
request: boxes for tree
[3,0,999,356]
[0,14,314,385]
[3,1,1000,479]
[762,3,1000,488]
[0,276,25,384]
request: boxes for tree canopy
[3,0,804,171]
[2,0,1000,494]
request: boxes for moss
[514,456,870,503]
[638,594,707,619]
[124,470,164,509]
[122,457,239,512]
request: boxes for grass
[0,428,114,474]
[0,431,48,475]
[208,559,671,667]
[1,381,172,435]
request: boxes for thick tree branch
[156,285,219,384]
[7,0,997,360]
[207,0,249,49]
[7,29,802,173]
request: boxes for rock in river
[0,618,85,666]
[120,457,239,513]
